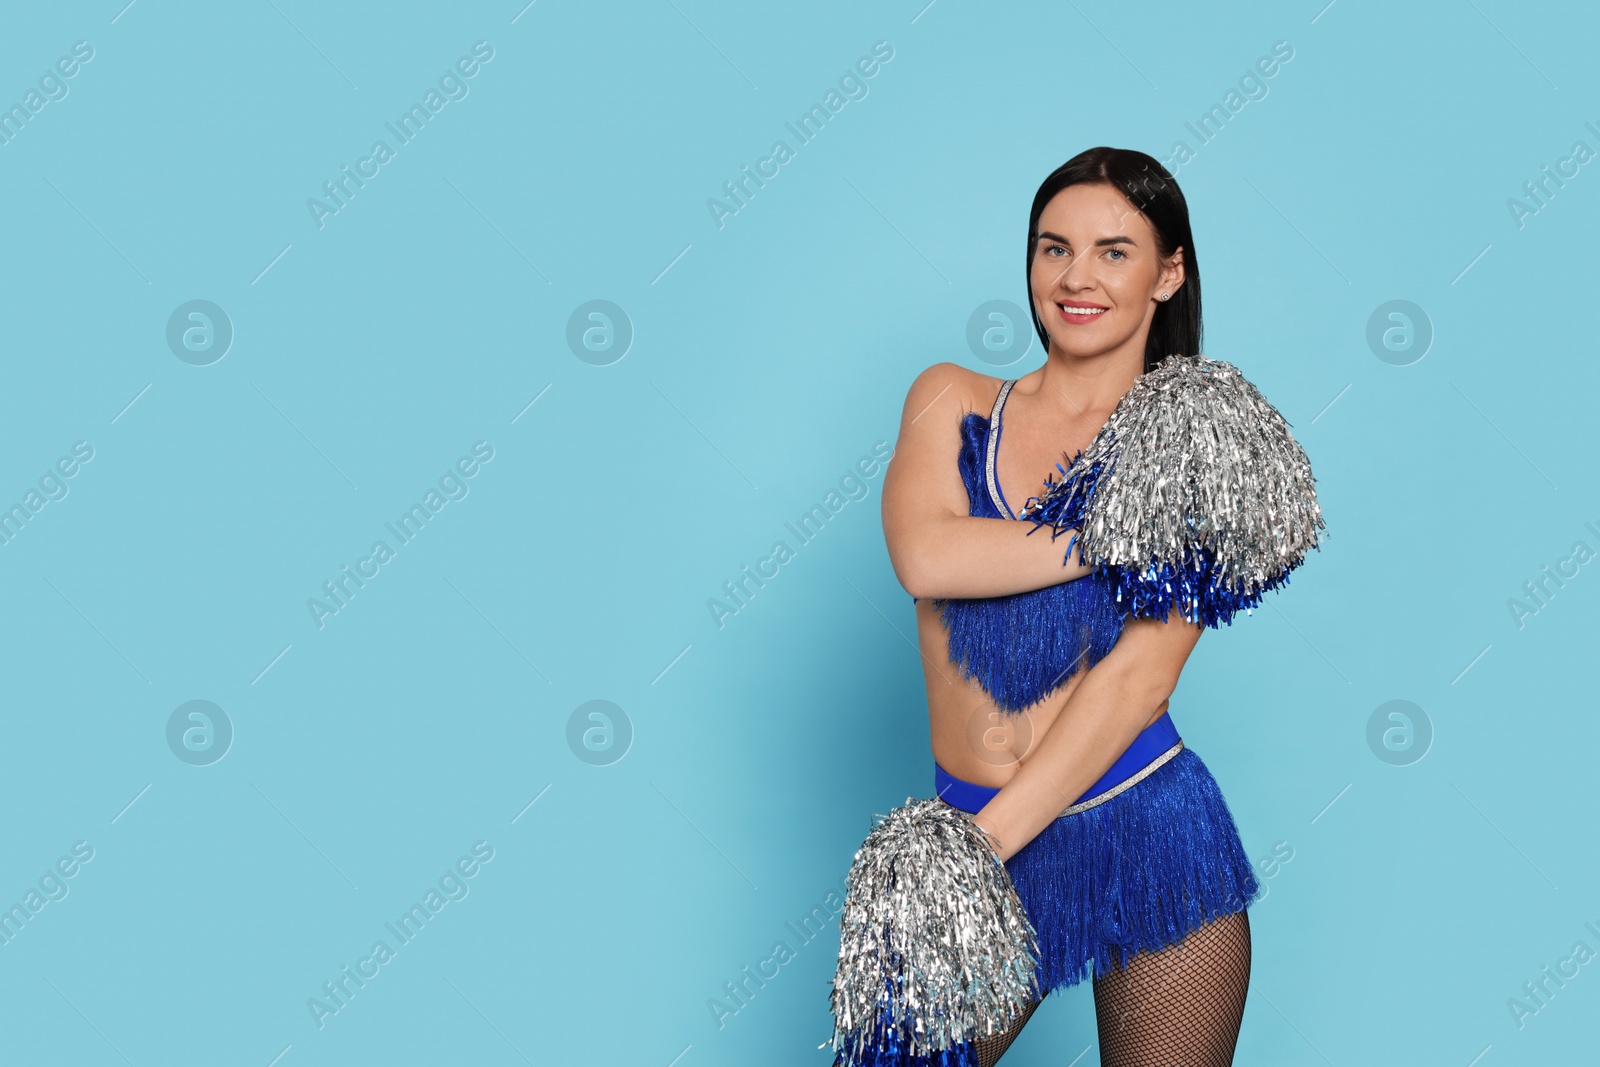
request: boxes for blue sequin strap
[934,711,1182,817]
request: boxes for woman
[877,148,1270,1066]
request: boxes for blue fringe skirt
[832,715,1259,1067]
[940,717,1261,997]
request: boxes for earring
[1158,292,1169,301]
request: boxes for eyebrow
[1037,231,1138,247]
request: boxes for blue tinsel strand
[1021,439,1307,629]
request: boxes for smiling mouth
[1058,303,1108,319]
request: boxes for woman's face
[1028,182,1184,361]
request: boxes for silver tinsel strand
[825,798,1041,1062]
[1019,354,1326,604]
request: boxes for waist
[935,711,1183,818]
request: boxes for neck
[1027,343,1146,421]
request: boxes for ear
[1161,245,1186,296]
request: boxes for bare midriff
[918,580,1170,790]
[921,370,1169,789]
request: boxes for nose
[1049,257,1100,292]
[1049,252,1095,291]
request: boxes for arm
[882,363,1092,600]
[971,607,1205,862]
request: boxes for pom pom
[825,798,1041,1065]
[1019,354,1327,628]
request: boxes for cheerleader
[826,147,1325,1066]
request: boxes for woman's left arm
[971,607,1205,862]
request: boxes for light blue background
[0,1,1596,1064]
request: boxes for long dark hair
[1026,147,1202,375]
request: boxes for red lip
[1059,300,1107,309]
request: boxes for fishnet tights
[969,910,1252,1066]
[1094,910,1252,1065]
[971,999,1040,1067]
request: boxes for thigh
[1091,910,1252,1067]
[970,998,1041,1067]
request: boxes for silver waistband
[1059,739,1185,817]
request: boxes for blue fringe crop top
[918,379,1127,715]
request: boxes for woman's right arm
[881,362,1092,600]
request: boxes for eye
[1043,244,1067,257]
[1106,248,1128,262]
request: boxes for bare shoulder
[883,363,991,535]
[896,362,1001,426]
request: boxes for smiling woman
[825,147,1324,1067]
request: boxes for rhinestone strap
[1059,740,1185,817]
[984,379,1018,519]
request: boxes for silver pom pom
[1020,354,1326,610]
[826,798,1040,1062]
